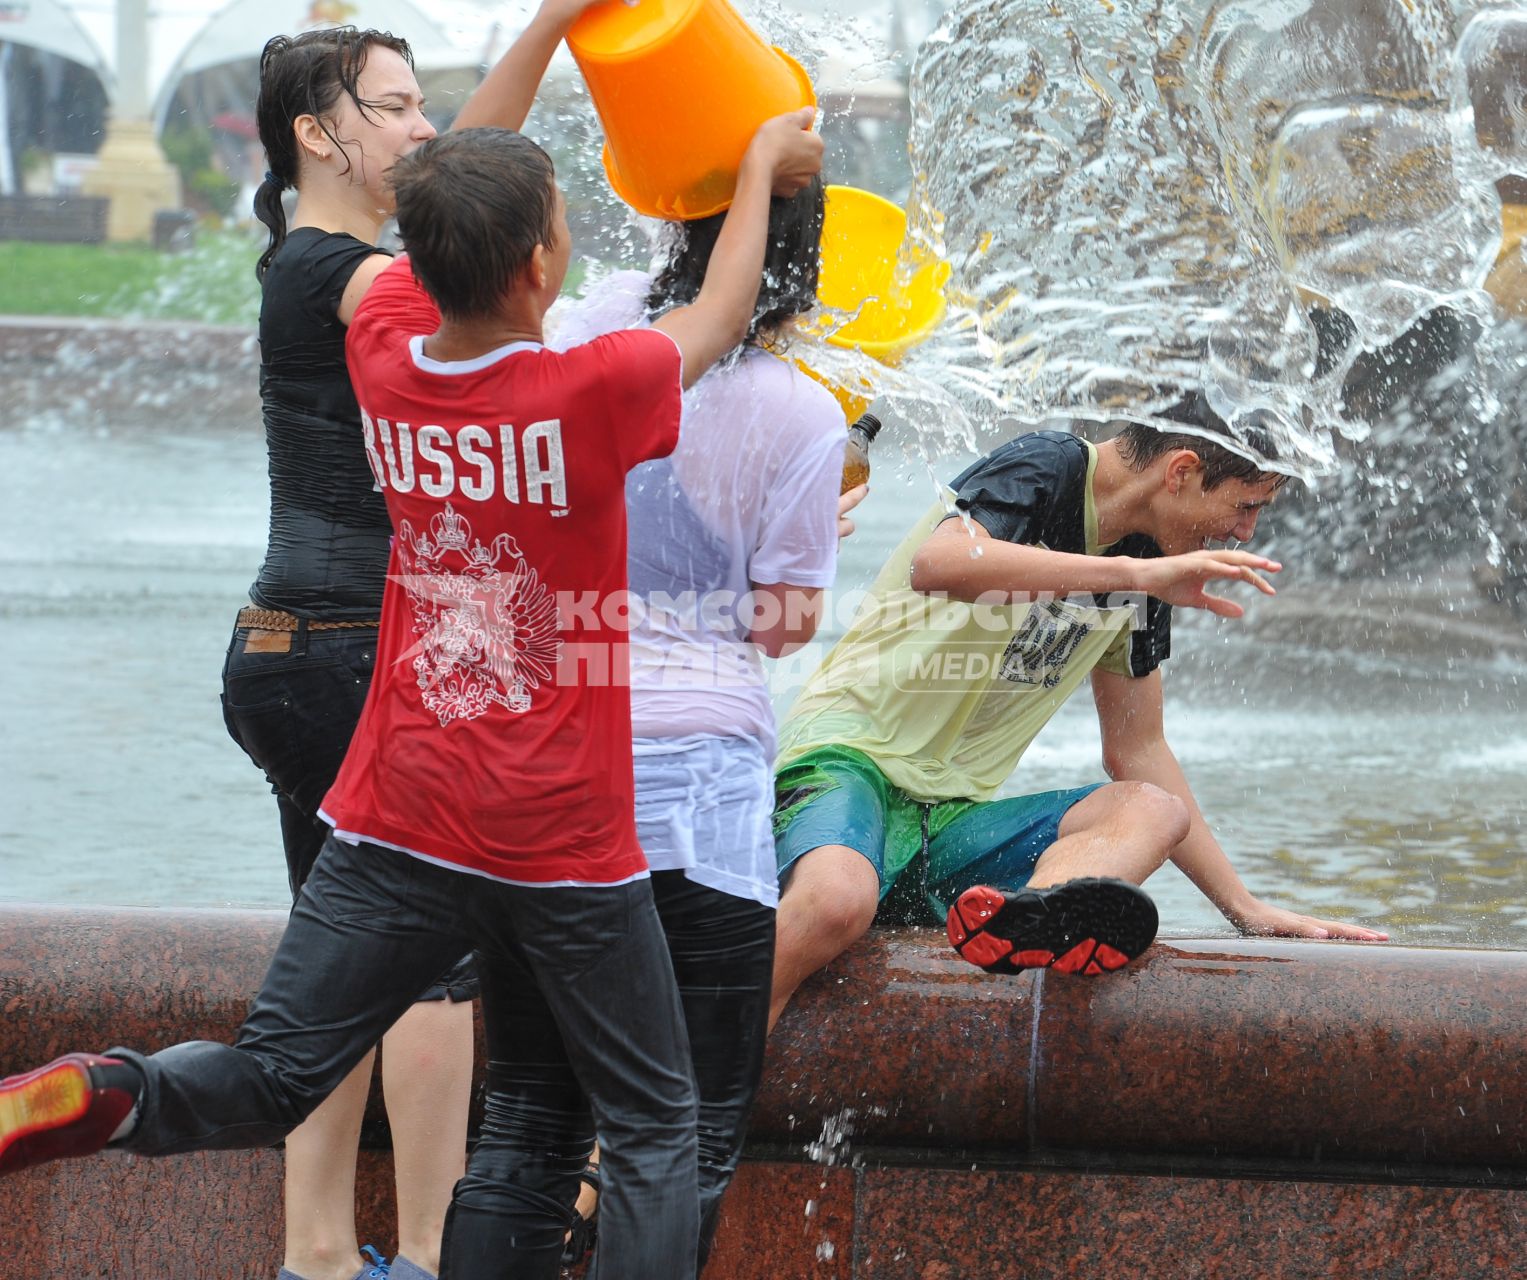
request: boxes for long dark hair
[645,175,826,346]
[253,27,414,280]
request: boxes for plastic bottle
[840,411,882,494]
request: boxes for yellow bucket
[813,184,949,362]
[568,0,816,221]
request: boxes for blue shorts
[773,745,1102,925]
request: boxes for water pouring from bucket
[787,184,952,424]
[567,0,817,220]
[567,2,960,442]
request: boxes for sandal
[560,1160,601,1267]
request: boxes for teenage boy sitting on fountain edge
[768,396,1388,1026]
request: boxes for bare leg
[282,1050,375,1280]
[384,999,475,1276]
[1026,781,1188,889]
[768,845,880,1031]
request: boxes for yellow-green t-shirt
[777,432,1171,803]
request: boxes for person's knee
[1102,781,1189,849]
[1141,783,1191,848]
[781,850,879,951]
[385,998,473,1077]
[605,1085,698,1144]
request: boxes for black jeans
[111,836,700,1280]
[649,871,775,1274]
[221,621,376,893]
[221,617,474,1001]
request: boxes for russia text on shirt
[361,411,568,508]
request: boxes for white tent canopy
[151,0,476,125]
[21,0,951,127]
[0,0,113,86]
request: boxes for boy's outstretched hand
[743,107,825,197]
[1228,898,1389,942]
[1135,549,1280,618]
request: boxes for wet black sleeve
[1105,533,1173,677]
[306,235,389,316]
[946,431,1087,548]
[1131,595,1173,676]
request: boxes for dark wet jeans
[220,620,377,894]
[648,871,775,1274]
[110,836,699,1280]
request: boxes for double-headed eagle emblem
[395,504,563,725]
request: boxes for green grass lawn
[0,230,591,328]
[0,230,264,326]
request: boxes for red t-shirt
[319,256,682,884]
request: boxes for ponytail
[254,171,287,281]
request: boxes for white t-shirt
[551,270,847,753]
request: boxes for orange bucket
[567,0,816,220]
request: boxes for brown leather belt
[236,606,380,632]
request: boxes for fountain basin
[2,905,1524,1277]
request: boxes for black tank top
[249,228,392,619]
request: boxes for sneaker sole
[0,1059,91,1166]
[947,877,1158,975]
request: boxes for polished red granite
[853,1168,1527,1279]
[0,905,284,1063]
[708,1163,855,1278]
[1034,939,1527,1169]
[757,926,1039,1152]
[0,905,421,1140]
[5,1148,396,1279]
[4,907,1526,1278]
[758,932,1527,1175]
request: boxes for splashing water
[804,1106,861,1166]
[902,0,1521,480]
[514,1,984,452]
[509,0,1527,598]
[1455,5,1527,181]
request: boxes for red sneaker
[947,877,1158,976]
[0,1053,140,1175]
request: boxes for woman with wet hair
[228,9,601,1278]
[551,174,857,1272]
